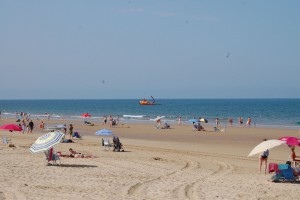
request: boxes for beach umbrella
[279,136,300,146]
[199,118,208,123]
[150,116,165,121]
[81,113,91,118]
[188,119,200,123]
[29,131,65,154]
[57,124,66,129]
[248,139,285,157]
[95,129,113,136]
[0,124,22,132]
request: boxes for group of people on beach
[17,119,35,133]
[217,116,253,127]
[259,138,300,176]
[102,115,119,127]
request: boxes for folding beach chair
[2,136,10,144]
[45,148,61,165]
[102,138,111,150]
[271,164,297,183]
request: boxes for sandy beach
[1,118,300,200]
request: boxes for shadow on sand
[50,164,98,168]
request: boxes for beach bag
[268,163,278,173]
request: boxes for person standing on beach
[21,120,26,133]
[259,139,269,174]
[104,116,107,125]
[28,120,34,133]
[109,115,113,127]
[215,118,219,127]
[63,124,67,134]
[246,117,252,126]
[228,117,233,126]
[178,116,181,126]
[238,117,243,126]
[39,121,45,130]
[68,124,73,139]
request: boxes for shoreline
[1,115,300,130]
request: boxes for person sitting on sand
[197,123,205,131]
[286,161,300,176]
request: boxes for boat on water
[139,96,157,105]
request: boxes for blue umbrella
[188,119,200,123]
[95,129,113,136]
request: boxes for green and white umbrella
[29,131,65,154]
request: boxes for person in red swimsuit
[291,146,300,162]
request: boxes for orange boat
[139,96,156,105]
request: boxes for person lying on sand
[57,148,96,158]
[69,148,96,158]
[69,148,79,157]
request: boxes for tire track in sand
[191,159,234,199]
[127,152,202,199]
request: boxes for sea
[0,99,300,129]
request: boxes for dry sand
[1,118,300,200]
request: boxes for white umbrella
[248,139,285,157]
[150,116,165,121]
[29,131,65,154]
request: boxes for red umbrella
[279,136,300,146]
[80,113,91,118]
[0,124,22,132]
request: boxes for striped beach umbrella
[95,129,113,136]
[29,131,65,154]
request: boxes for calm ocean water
[1,99,300,129]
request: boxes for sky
[0,0,299,99]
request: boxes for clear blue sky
[0,1,299,99]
